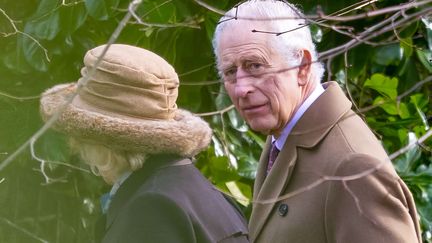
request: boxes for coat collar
[249,82,353,241]
[105,154,186,229]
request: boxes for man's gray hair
[212,0,324,84]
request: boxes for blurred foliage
[0,0,431,242]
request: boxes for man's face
[217,22,306,136]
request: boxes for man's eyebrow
[219,62,235,71]
[242,55,268,64]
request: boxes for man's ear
[298,49,312,86]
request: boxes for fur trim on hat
[40,83,212,157]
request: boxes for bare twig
[254,157,386,205]
[324,0,378,18]
[140,0,172,18]
[196,104,235,117]
[419,142,432,153]
[0,217,49,243]
[193,0,226,15]
[180,80,222,86]
[31,138,57,184]
[199,0,432,22]
[0,91,40,101]
[0,8,50,62]
[29,137,90,184]
[343,181,363,215]
[220,113,230,157]
[131,20,201,29]
[239,128,432,205]
[326,57,333,82]
[318,0,432,22]
[61,0,83,6]
[319,7,431,61]
[343,51,360,112]
[178,63,214,77]
[389,129,432,160]
[397,76,432,102]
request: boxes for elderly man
[212,1,422,242]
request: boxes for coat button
[278,203,288,216]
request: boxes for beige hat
[40,44,212,157]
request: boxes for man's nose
[234,68,254,98]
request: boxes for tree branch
[196,104,235,117]
[0,217,49,243]
[0,90,40,101]
[0,8,50,62]
[193,0,226,15]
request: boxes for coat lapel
[249,137,298,240]
[249,82,353,241]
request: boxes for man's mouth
[242,103,268,114]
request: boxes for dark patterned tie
[267,142,280,174]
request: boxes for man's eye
[251,63,262,69]
[223,68,237,80]
[247,63,264,73]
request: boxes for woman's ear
[298,49,312,86]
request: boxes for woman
[40,44,248,243]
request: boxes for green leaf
[410,94,430,130]
[215,85,247,131]
[246,130,265,148]
[394,132,421,173]
[25,11,60,40]
[140,1,177,23]
[84,0,120,20]
[400,38,413,59]
[397,128,408,145]
[372,44,402,66]
[208,156,240,183]
[416,49,432,73]
[364,73,398,99]
[399,21,418,39]
[335,69,345,85]
[32,0,59,19]
[204,13,219,43]
[373,96,397,115]
[371,98,409,119]
[1,42,33,74]
[225,181,251,206]
[237,153,258,180]
[410,94,429,110]
[59,3,88,34]
[348,45,370,79]
[310,24,322,43]
[19,34,49,71]
[398,102,410,119]
[421,16,432,51]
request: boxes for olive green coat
[249,82,421,243]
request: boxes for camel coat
[249,82,421,243]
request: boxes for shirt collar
[109,170,133,196]
[272,84,325,150]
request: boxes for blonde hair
[69,137,146,184]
